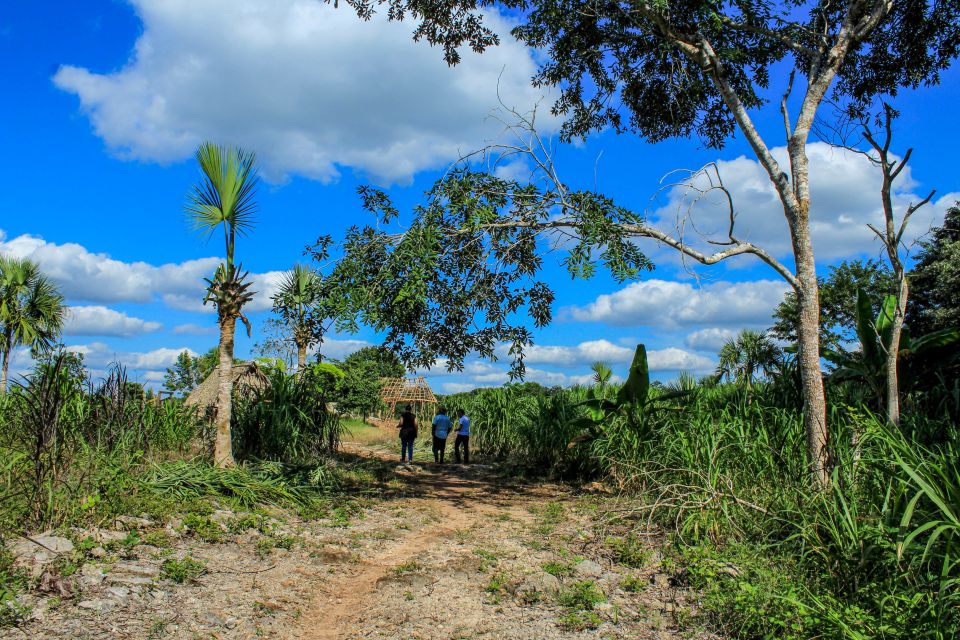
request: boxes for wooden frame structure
[379,376,437,417]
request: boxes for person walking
[431,407,452,463]
[397,404,417,463]
[454,408,470,464]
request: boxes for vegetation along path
[1,428,710,640]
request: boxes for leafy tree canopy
[340,0,960,145]
[908,204,960,335]
[771,259,895,350]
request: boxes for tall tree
[163,350,202,396]
[272,264,326,371]
[0,256,65,393]
[186,143,259,468]
[334,0,960,485]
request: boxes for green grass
[161,556,205,584]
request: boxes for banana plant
[567,344,687,447]
[824,288,960,403]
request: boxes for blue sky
[1,0,958,393]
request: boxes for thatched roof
[184,362,270,412]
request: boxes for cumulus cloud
[565,279,789,329]
[521,339,635,366]
[685,328,739,353]
[65,342,196,371]
[0,229,283,312]
[64,305,162,337]
[651,143,957,262]
[316,338,373,361]
[53,0,556,184]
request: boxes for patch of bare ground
[2,441,716,640]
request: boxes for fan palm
[590,361,613,389]
[0,256,66,393]
[273,264,323,371]
[715,329,782,390]
[186,142,259,467]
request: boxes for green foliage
[334,347,405,419]
[161,556,206,584]
[715,330,782,389]
[232,368,343,462]
[557,580,606,610]
[909,204,960,335]
[772,260,896,350]
[824,288,960,408]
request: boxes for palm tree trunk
[214,314,237,467]
[297,342,307,372]
[0,330,12,395]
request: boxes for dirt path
[286,443,703,640]
[2,440,710,640]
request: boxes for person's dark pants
[432,436,447,463]
[401,439,414,462]
[454,435,469,464]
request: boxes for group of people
[397,405,470,464]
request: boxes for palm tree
[590,361,613,390]
[0,256,66,393]
[186,143,259,467]
[273,264,323,371]
[715,329,782,391]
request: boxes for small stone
[78,599,115,613]
[112,563,160,577]
[79,564,106,587]
[573,559,604,578]
[224,616,239,629]
[108,575,154,587]
[91,528,128,544]
[517,572,561,596]
[650,573,671,589]
[114,515,153,531]
[202,611,226,627]
[9,534,74,561]
[107,586,130,600]
[90,546,107,559]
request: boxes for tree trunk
[297,342,307,372]
[214,314,237,468]
[886,275,908,426]
[0,330,11,395]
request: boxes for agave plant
[825,288,960,411]
[568,344,687,447]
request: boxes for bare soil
[2,438,714,640]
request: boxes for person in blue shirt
[431,407,452,463]
[454,409,471,464]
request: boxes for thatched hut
[185,362,270,417]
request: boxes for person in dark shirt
[454,409,470,464]
[397,404,417,463]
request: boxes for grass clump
[607,535,651,568]
[558,580,606,611]
[161,556,206,584]
[182,514,223,543]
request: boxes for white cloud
[52,0,556,185]
[0,229,283,312]
[316,338,373,362]
[651,143,957,262]
[0,230,217,305]
[684,328,739,353]
[647,347,713,372]
[172,322,217,336]
[65,342,196,371]
[521,339,635,366]
[566,279,789,329]
[64,305,162,337]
